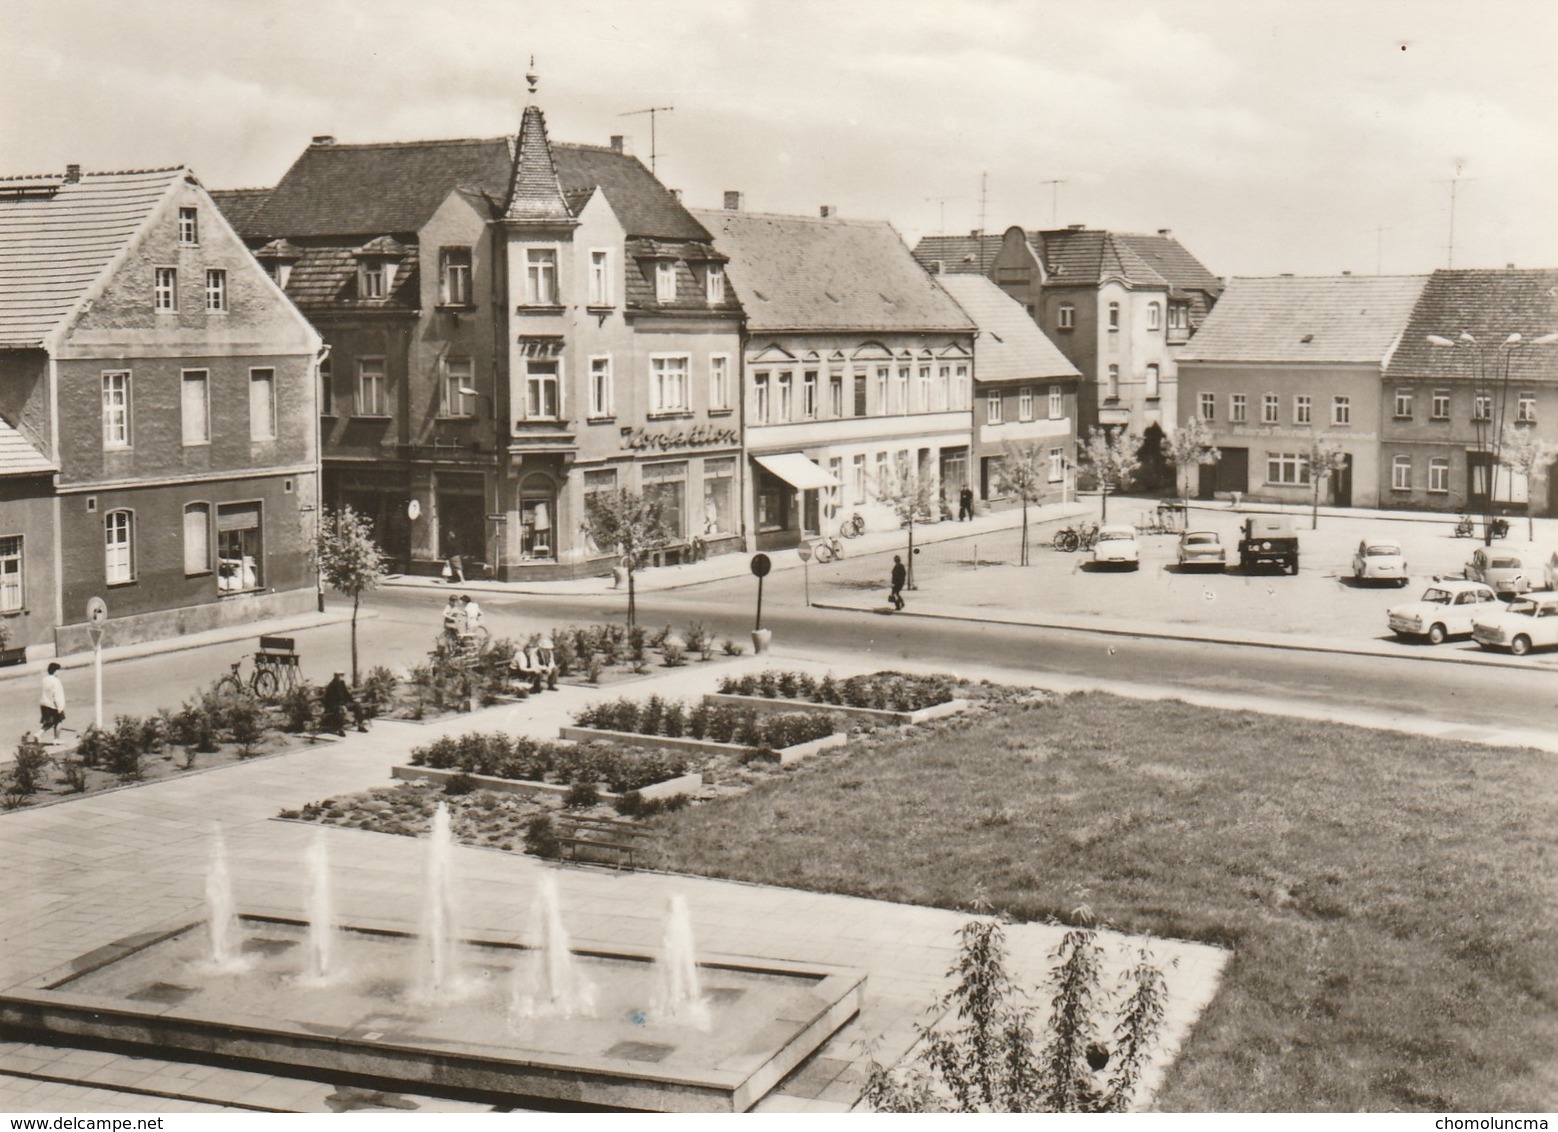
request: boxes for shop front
[751,452,842,551]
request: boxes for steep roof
[1178,275,1429,365]
[1384,268,1558,383]
[207,188,270,233]
[934,274,1078,382]
[694,209,974,334]
[0,166,183,347]
[0,417,53,475]
[911,233,1002,276]
[504,105,573,225]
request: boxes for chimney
[820,205,835,219]
[610,135,624,153]
[1342,270,1352,276]
[670,188,682,202]
[1067,223,1086,231]
[64,164,81,184]
[723,191,743,211]
[311,135,336,146]
[1157,228,1172,237]
[1507,263,1516,270]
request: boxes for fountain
[201,825,247,974]
[512,872,597,1020]
[653,894,710,1031]
[416,803,464,1003]
[301,829,334,983]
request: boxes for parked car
[1238,515,1299,574]
[1471,594,1558,656]
[1387,579,1501,644]
[1091,524,1140,570]
[1463,546,1539,599]
[1177,530,1226,571]
[1352,538,1408,586]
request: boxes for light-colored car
[1464,546,1539,598]
[1177,530,1226,571]
[1091,524,1140,570]
[1352,538,1408,586]
[1472,594,1558,656]
[1387,579,1501,644]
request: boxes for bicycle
[215,656,281,700]
[1454,514,1475,538]
[811,535,845,563]
[1051,521,1099,553]
[839,512,866,539]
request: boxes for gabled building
[218,95,742,579]
[1175,274,1428,507]
[933,273,1080,507]
[0,165,322,656]
[1382,268,1558,516]
[694,200,975,549]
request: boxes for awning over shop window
[754,452,840,491]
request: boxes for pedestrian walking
[39,662,66,741]
[889,555,907,611]
[959,485,974,521]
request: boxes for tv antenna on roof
[619,105,675,173]
[1434,163,1475,268]
[1039,180,1067,227]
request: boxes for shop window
[217,503,262,592]
[643,462,687,539]
[702,457,736,536]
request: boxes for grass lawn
[643,688,1558,1111]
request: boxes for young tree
[1305,439,1350,530]
[313,506,388,686]
[992,442,1051,566]
[1076,427,1141,522]
[1159,417,1222,502]
[578,488,669,628]
[1499,423,1558,541]
[874,464,938,589]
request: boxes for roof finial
[526,55,538,97]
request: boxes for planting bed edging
[389,764,703,802]
[704,693,970,727]
[558,726,848,768]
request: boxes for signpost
[749,554,772,653]
[85,597,107,729]
[796,542,812,607]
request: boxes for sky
[3,0,1556,279]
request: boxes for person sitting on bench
[510,636,559,693]
[509,645,542,694]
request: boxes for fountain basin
[0,914,865,1113]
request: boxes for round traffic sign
[86,596,107,625]
[749,553,771,578]
[796,544,813,563]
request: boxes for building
[1175,274,1428,508]
[933,273,1080,507]
[914,225,1221,438]
[0,165,322,656]
[1381,268,1558,517]
[693,200,975,549]
[218,94,741,580]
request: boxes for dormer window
[706,263,725,303]
[655,260,676,304]
[353,237,407,302]
[360,260,385,299]
[256,239,301,290]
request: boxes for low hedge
[716,670,955,713]
[407,731,687,794]
[572,694,838,749]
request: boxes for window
[954,363,970,410]
[1057,302,1075,329]
[0,535,22,612]
[918,364,932,411]
[178,206,198,245]
[1199,392,1215,421]
[1108,302,1120,330]
[655,260,676,304]
[1169,304,1188,331]
[527,360,560,418]
[249,368,276,440]
[183,504,211,576]
[1146,364,1160,400]
[703,457,736,536]
[1107,365,1120,401]
[829,373,844,417]
[827,457,843,516]
[641,462,686,538]
[1294,395,1312,424]
[853,454,867,504]
[1230,393,1247,423]
[875,451,888,492]
[896,365,911,414]
[1517,392,1537,423]
[588,250,611,307]
[876,367,890,414]
[1431,390,1451,420]
[1394,389,1413,419]
[105,510,134,584]
[441,358,475,418]
[1266,452,1309,485]
[854,372,868,416]
[802,371,818,418]
[204,269,227,312]
[525,248,557,305]
[1049,447,1064,483]
[1262,394,1279,424]
[102,371,131,448]
[651,355,689,414]
[181,370,209,445]
[709,355,730,411]
[440,248,473,307]
[154,267,177,312]
[1049,386,1063,419]
[318,355,334,416]
[1018,387,1034,422]
[753,372,770,423]
[589,356,613,418]
[1429,457,1450,493]
[1473,392,1491,422]
[216,503,262,593]
[778,371,794,421]
[1147,302,1161,330]
[987,390,1003,424]
[359,261,384,299]
[357,358,387,416]
[1392,455,1413,491]
[705,263,724,304]
[1332,396,1351,425]
[939,365,952,411]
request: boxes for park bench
[554,813,659,870]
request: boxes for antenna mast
[1039,179,1066,227]
[977,171,988,236]
[1437,164,1473,268]
[618,105,675,173]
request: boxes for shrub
[721,637,744,656]
[109,715,146,780]
[75,724,111,769]
[280,682,319,733]
[443,772,479,797]
[649,624,672,650]
[686,701,711,741]
[359,666,398,716]
[586,656,604,684]
[662,702,686,738]
[662,643,687,667]
[628,625,648,662]
[756,670,779,699]
[564,781,600,809]
[58,755,87,794]
[817,674,841,704]
[226,697,267,758]
[777,671,799,699]
[599,629,622,666]
[551,628,578,676]
[639,695,666,736]
[10,734,50,795]
[613,789,648,818]
[523,813,560,859]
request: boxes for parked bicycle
[214,636,302,701]
[1455,513,1509,539]
[839,512,866,539]
[1052,521,1100,553]
[811,535,845,563]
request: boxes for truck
[1238,515,1299,575]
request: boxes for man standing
[959,485,974,522]
[889,555,907,611]
[39,662,66,741]
[441,595,463,642]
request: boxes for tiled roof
[1178,275,1429,365]
[0,166,182,347]
[934,274,1078,382]
[281,243,419,311]
[504,106,573,225]
[1385,268,1558,383]
[694,209,973,333]
[208,188,270,233]
[553,145,709,241]
[911,234,1002,275]
[0,417,53,475]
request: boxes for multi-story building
[218,95,741,579]
[1380,268,1558,517]
[1175,274,1428,507]
[693,200,975,549]
[914,225,1222,438]
[0,165,322,656]
[933,273,1080,507]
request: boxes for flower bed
[570,695,840,749]
[403,731,689,794]
[716,670,955,713]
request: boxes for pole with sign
[749,554,772,653]
[796,542,812,607]
[86,597,107,729]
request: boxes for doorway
[1330,454,1353,507]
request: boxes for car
[1463,546,1539,599]
[1177,530,1226,571]
[1387,579,1501,644]
[1352,538,1408,586]
[1237,515,1299,574]
[1471,594,1558,656]
[1091,524,1140,570]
